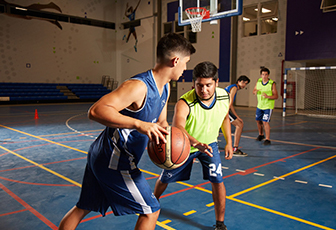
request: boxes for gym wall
[0,0,117,84]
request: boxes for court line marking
[0,125,174,230]
[227,197,335,230]
[0,156,87,173]
[0,182,58,230]
[80,207,176,230]
[142,153,336,230]
[0,124,87,154]
[161,219,172,224]
[0,175,76,187]
[229,154,336,198]
[0,145,82,187]
[273,176,285,180]
[319,184,333,188]
[65,113,97,139]
[39,129,103,137]
[0,208,28,217]
[2,123,334,228]
[239,134,336,150]
[183,210,196,216]
[253,173,265,176]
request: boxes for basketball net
[185,7,208,32]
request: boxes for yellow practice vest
[181,88,230,153]
[256,78,275,109]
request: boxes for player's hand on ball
[193,142,213,157]
[138,122,169,144]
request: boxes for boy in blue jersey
[253,67,278,145]
[154,62,233,230]
[224,75,250,156]
[58,33,195,230]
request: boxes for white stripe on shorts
[121,170,152,214]
[267,109,273,122]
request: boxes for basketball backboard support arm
[178,0,242,26]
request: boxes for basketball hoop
[185,7,209,32]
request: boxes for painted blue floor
[0,103,335,230]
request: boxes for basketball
[147,126,190,170]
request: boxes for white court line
[319,184,333,188]
[239,134,336,150]
[295,180,308,184]
[65,113,97,139]
[254,173,264,176]
[222,166,229,170]
[273,176,285,180]
[236,169,245,172]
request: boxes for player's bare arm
[172,99,213,157]
[88,79,168,144]
[253,82,259,95]
[221,113,233,160]
[134,0,141,11]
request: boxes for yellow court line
[229,154,336,198]
[0,145,81,187]
[156,221,176,230]
[140,169,160,177]
[183,210,196,216]
[206,202,214,207]
[0,124,87,154]
[2,124,334,229]
[227,197,335,230]
[136,213,175,230]
[160,219,172,224]
[141,157,335,230]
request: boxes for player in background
[224,75,250,156]
[58,33,195,230]
[123,0,141,52]
[253,67,278,145]
[154,61,233,230]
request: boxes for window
[243,5,258,37]
[260,1,278,35]
[163,21,197,44]
[242,1,278,37]
[321,0,336,12]
[163,22,173,34]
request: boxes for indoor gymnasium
[0,0,336,229]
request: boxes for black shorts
[228,110,237,122]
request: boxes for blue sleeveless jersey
[128,11,135,21]
[88,70,168,171]
[224,84,237,102]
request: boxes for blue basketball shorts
[255,108,273,122]
[76,146,160,216]
[159,142,223,184]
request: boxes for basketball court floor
[0,102,335,230]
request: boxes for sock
[216,220,225,227]
[233,147,238,151]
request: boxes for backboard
[178,0,242,26]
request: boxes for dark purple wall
[285,0,336,61]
